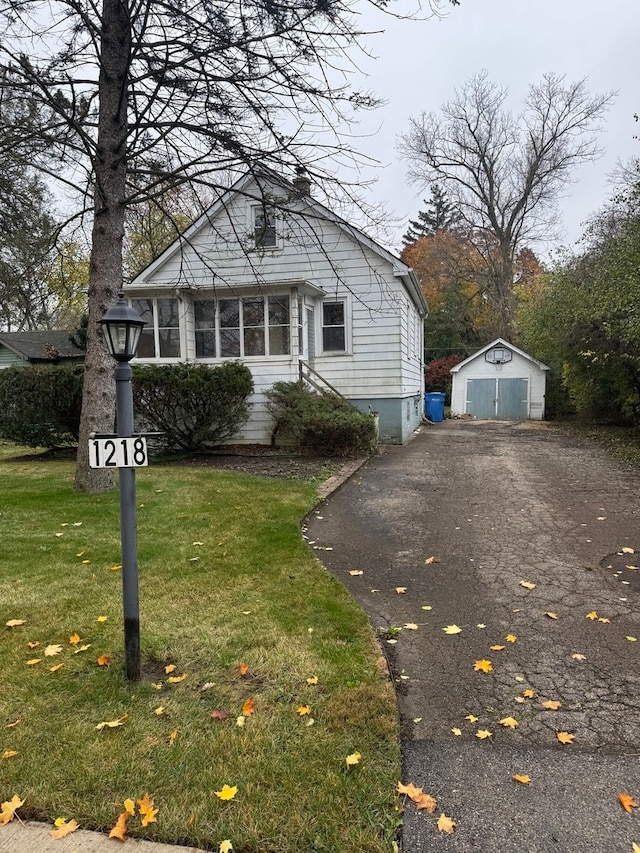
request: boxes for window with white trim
[132,297,181,358]
[322,300,346,352]
[252,204,277,248]
[195,295,290,359]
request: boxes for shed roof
[0,330,84,361]
[450,338,549,373]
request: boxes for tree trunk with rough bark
[74,0,130,492]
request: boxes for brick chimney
[292,165,312,196]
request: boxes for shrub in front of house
[132,362,253,452]
[265,381,377,457]
[0,364,83,447]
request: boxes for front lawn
[0,444,399,852]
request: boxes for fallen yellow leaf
[109,811,129,841]
[215,784,238,801]
[499,717,519,729]
[586,611,598,620]
[137,794,158,827]
[164,664,177,674]
[242,696,256,716]
[26,658,42,666]
[465,714,479,722]
[49,819,79,839]
[124,798,136,815]
[349,570,363,576]
[2,751,18,759]
[395,587,407,594]
[476,729,492,739]
[169,729,178,745]
[49,663,64,673]
[572,653,587,661]
[167,673,187,683]
[345,752,361,767]
[451,727,462,736]
[397,781,424,799]
[97,655,111,666]
[437,813,456,833]
[523,689,535,698]
[545,612,558,619]
[622,547,635,554]
[513,774,531,785]
[95,713,128,731]
[490,644,506,651]
[598,617,610,624]
[44,644,63,657]
[404,623,418,630]
[0,795,24,825]
[97,615,108,622]
[73,644,91,653]
[69,633,81,644]
[542,700,562,710]
[556,731,575,744]
[627,636,638,642]
[442,625,462,635]
[505,634,517,643]
[297,705,312,716]
[154,706,165,716]
[219,842,234,853]
[473,659,493,673]
[520,581,536,590]
[414,793,437,812]
[306,676,319,685]
[6,619,25,627]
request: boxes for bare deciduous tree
[399,71,614,337]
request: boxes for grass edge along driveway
[0,445,399,853]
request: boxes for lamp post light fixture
[100,292,146,680]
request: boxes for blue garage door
[466,378,529,420]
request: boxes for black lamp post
[100,292,146,680]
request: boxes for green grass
[0,443,399,852]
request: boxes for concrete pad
[0,821,206,853]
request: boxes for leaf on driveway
[442,625,462,635]
[556,731,575,744]
[473,659,493,673]
[520,581,536,590]
[571,653,587,661]
[545,612,558,619]
[437,813,456,833]
[395,587,407,594]
[542,700,562,710]
[414,793,437,812]
[499,717,518,729]
[513,774,531,785]
[476,729,492,740]
[49,819,79,838]
[618,792,638,813]
[586,611,598,620]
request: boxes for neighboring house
[125,168,427,444]
[0,330,85,369]
[450,338,549,421]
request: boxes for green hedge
[0,362,253,452]
[0,364,84,447]
[266,381,377,457]
[131,362,253,452]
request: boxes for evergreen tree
[402,184,460,245]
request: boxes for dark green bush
[0,364,84,447]
[132,362,253,452]
[265,381,377,457]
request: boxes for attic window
[485,346,513,365]
[253,204,277,248]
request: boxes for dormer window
[253,204,277,248]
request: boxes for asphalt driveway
[305,421,640,852]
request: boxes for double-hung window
[194,300,216,357]
[132,297,181,358]
[322,300,346,352]
[253,205,277,248]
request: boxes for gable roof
[0,330,84,361]
[449,338,549,373]
[129,167,428,316]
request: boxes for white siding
[127,174,426,444]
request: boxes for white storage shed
[450,339,549,421]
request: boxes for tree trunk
[74,0,131,492]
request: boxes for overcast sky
[349,0,639,255]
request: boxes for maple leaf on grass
[618,792,639,813]
[164,664,177,674]
[137,794,158,826]
[49,818,79,838]
[306,675,319,685]
[124,798,136,815]
[2,750,18,759]
[44,644,63,656]
[69,633,81,644]
[215,784,238,801]
[239,662,249,676]
[109,811,129,842]
[219,842,234,853]
[297,705,312,716]
[6,619,25,627]
[0,795,25,825]
[95,713,128,731]
[345,752,361,767]
[556,731,575,744]
[473,659,493,673]
[167,673,187,683]
[242,696,256,716]
[97,654,111,666]
[437,813,456,833]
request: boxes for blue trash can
[424,392,445,423]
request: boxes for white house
[124,168,427,444]
[450,338,549,420]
